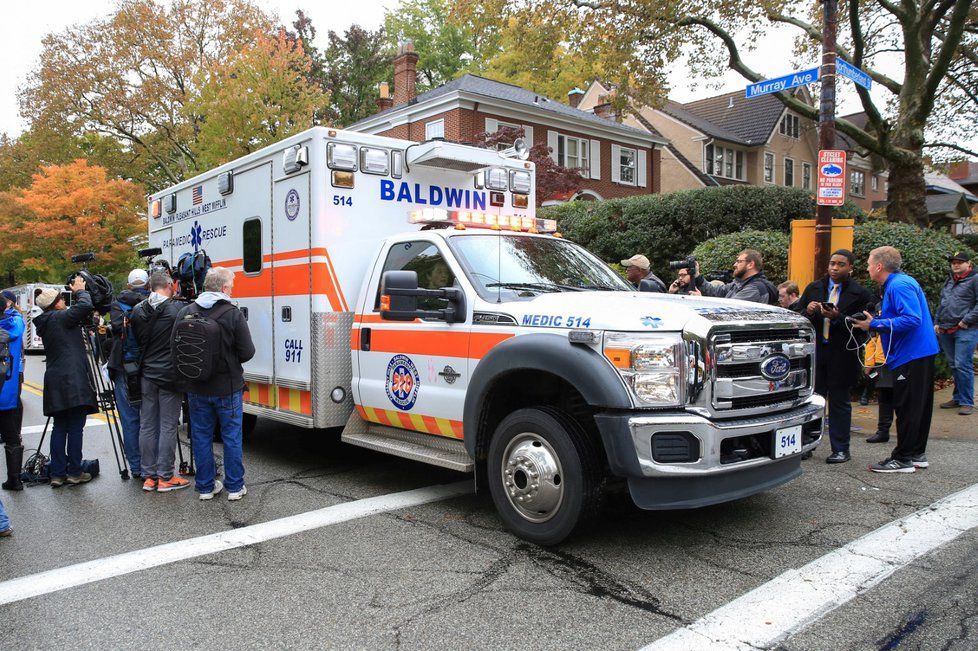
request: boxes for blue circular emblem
[760,354,792,381]
[285,189,300,221]
[386,354,420,411]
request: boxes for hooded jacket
[935,267,978,328]
[696,272,778,305]
[130,293,183,389]
[0,308,24,411]
[107,287,150,373]
[174,292,255,396]
[33,291,98,416]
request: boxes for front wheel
[487,407,604,545]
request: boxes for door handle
[361,327,371,351]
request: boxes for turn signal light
[380,295,391,311]
[332,170,355,188]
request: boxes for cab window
[375,241,456,311]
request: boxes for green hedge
[690,231,790,285]
[852,220,976,308]
[544,185,863,278]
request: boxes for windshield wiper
[485,282,584,293]
[580,284,620,291]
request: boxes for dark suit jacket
[799,276,874,387]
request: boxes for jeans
[111,370,141,474]
[139,378,183,480]
[0,495,9,531]
[938,329,978,407]
[188,391,244,494]
[49,407,88,478]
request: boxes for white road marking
[0,480,471,606]
[20,420,106,435]
[643,482,978,650]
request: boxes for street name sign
[838,59,872,90]
[745,67,820,98]
[817,150,847,206]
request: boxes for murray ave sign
[745,67,820,98]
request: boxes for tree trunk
[885,157,929,227]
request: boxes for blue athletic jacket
[869,272,939,369]
[0,308,25,411]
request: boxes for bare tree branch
[923,142,978,157]
[922,0,974,115]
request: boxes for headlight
[604,332,684,407]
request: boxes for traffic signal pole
[815,0,838,279]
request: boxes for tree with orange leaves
[1,160,145,285]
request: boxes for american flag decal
[192,185,203,205]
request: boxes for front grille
[729,390,801,411]
[717,357,807,378]
[718,328,810,344]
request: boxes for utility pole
[814,0,838,279]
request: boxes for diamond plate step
[341,414,473,472]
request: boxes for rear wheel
[487,407,604,545]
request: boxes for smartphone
[821,302,836,310]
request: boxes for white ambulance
[148,127,824,544]
[4,283,63,351]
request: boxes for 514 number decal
[332,195,352,207]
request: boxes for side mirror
[380,270,419,320]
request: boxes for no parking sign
[817,150,847,206]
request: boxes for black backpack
[172,303,235,381]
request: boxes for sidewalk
[851,385,976,442]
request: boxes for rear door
[354,239,470,439]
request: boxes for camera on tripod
[137,246,212,301]
[138,247,172,278]
[668,256,696,271]
[66,252,114,315]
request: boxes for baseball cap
[35,288,61,311]
[948,251,971,263]
[128,268,149,287]
[620,254,651,270]
[1,290,15,304]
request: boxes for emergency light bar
[408,208,557,234]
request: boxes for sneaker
[959,405,973,415]
[157,476,190,492]
[227,486,247,501]
[66,472,92,485]
[911,454,929,469]
[50,477,66,488]
[142,478,158,492]
[199,479,224,501]
[869,458,916,473]
[940,399,960,409]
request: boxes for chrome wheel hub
[500,433,564,523]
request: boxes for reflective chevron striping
[356,404,463,439]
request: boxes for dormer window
[779,113,800,139]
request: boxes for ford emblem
[759,353,791,381]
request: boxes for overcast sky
[1,0,896,139]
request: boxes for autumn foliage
[0,160,145,284]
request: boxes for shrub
[544,185,863,279]
[955,232,978,252]
[852,221,976,308]
[689,230,790,285]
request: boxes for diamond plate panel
[311,311,354,428]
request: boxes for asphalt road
[1,355,976,650]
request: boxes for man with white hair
[174,267,254,501]
[852,246,940,473]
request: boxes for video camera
[66,253,114,315]
[668,256,696,271]
[704,270,734,283]
[138,246,212,301]
[138,247,172,278]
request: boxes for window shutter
[522,125,534,146]
[485,118,498,135]
[637,150,648,187]
[611,144,621,183]
[547,130,559,162]
[590,139,601,179]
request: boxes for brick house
[578,80,888,212]
[346,43,668,202]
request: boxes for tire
[487,407,604,546]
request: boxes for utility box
[788,219,855,289]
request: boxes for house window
[784,158,794,187]
[851,170,866,196]
[425,119,444,140]
[871,175,879,192]
[802,163,812,190]
[704,144,745,180]
[619,147,636,185]
[764,153,775,183]
[779,113,800,139]
[494,120,521,149]
[557,135,590,175]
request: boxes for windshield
[449,234,631,300]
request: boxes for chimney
[376,82,393,112]
[948,160,969,180]
[393,41,419,106]
[593,102,618,122]
[567,87,584,109]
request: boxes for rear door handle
[361,327,371,351]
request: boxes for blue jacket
[870,272,939,369]
[0,308,25,410]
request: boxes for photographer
[33,277,98,488]
[798,249,874,464]
[693,250,778,305]
[668,267,699,295]
[108,269,150,478]
[621,254,667,292]
[131,272,188,492]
